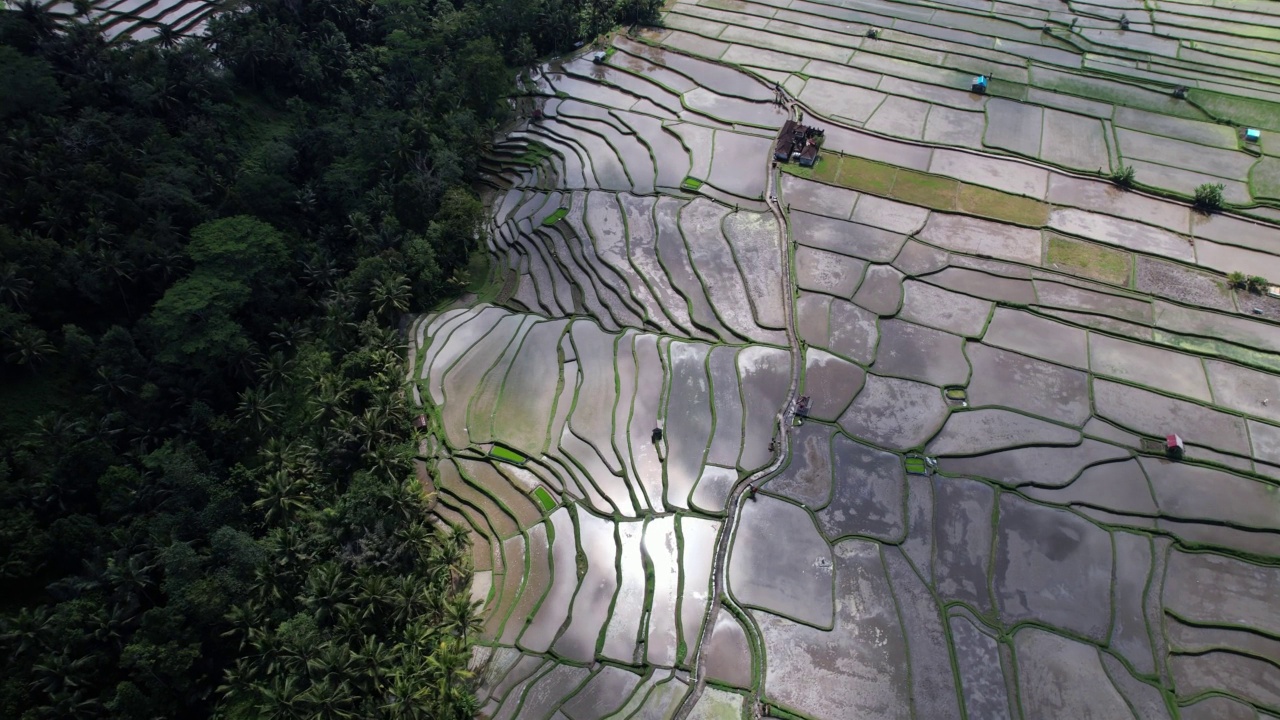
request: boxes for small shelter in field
[774,120,825,166]
[413,414,429,429]
[1165,434,1184,460]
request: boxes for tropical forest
[0,0,661,717]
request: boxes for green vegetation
[0,0,665,716]
[1111,164,1136,188]
[464,247,496,297]
[784,153,1051,226]
[542,207,571,226]
[837,157,894,194]
[682,176,705,191]
[490,444,530,464]
[1250,276,1271,293]
[904,456,929,475]
[765,704,809,720]
[1188,89,1280,133]
[533,486,557,511]
[1045,234,1133,286]
[956,183,1050,226]
[514,141,556,166]
[890,170,960,207]
[1194,182,1225,212]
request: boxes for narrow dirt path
[674,99,803,720]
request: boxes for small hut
[971,75,989,94]
[413,414,429,430]
[1165,434,1184,460]
[774,120,825,165]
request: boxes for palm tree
[23,413,85,455]
[103,552,158,605]
[300,676,357,720]
[306,643,358,685]
[301,256,340,291]
[87,602,136,649]
[3,325,56,368]
[30,652,97,704]
[252,564,292,606]
[16,0,58,38]
[0,263,33,311]
[0,605,53,659]
[258,351,294,391]
[370,274,412,320]
[92,248,135,315]
[237,386,284,436]
[93,365,138,401]
[351,636,394,696]
[303,562,353,626]
[253,471,313,525]
[442,596,483,641]
[269,318,312,351]
[37,688,102,720]
[309,376,350,424]
[256,675,308,720]
[157,25,179,49]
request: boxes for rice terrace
[30,0,1280,714]
[410,0,1280,717]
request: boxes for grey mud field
[407,2,1280,718]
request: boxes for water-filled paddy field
[411,2,1280,717]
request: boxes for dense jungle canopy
[0,0,660,716]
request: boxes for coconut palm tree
[4,325,56,368]
[0,263,33,311]
[237,386,284,436]
[253,471,313,525]
[370,273,411,320]
[442,596,483,640]
[16,0,58,38]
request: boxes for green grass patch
[681,176,704,191]
[1249,157,1280,202]
[889,168,959,209]
[512,141,555,166]
[956,184,1050,226]
[464,247,495,297]
[904,456,929,475]
[944,388,967,401]
[699,0,752,10]
[765,705,808,720]
[836,156,896,195]
[489,444,528,464]
[986,77,1028,102]
[809,155,841,185]
[787,153,1051,228]
[1190,88,1280,133]
[532,486,556,512]
[780,162,815,182]
[1045,233,1132,286]
[1153,330,1280,374]
[1032,68,1204,121]
[541,207,570,226]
